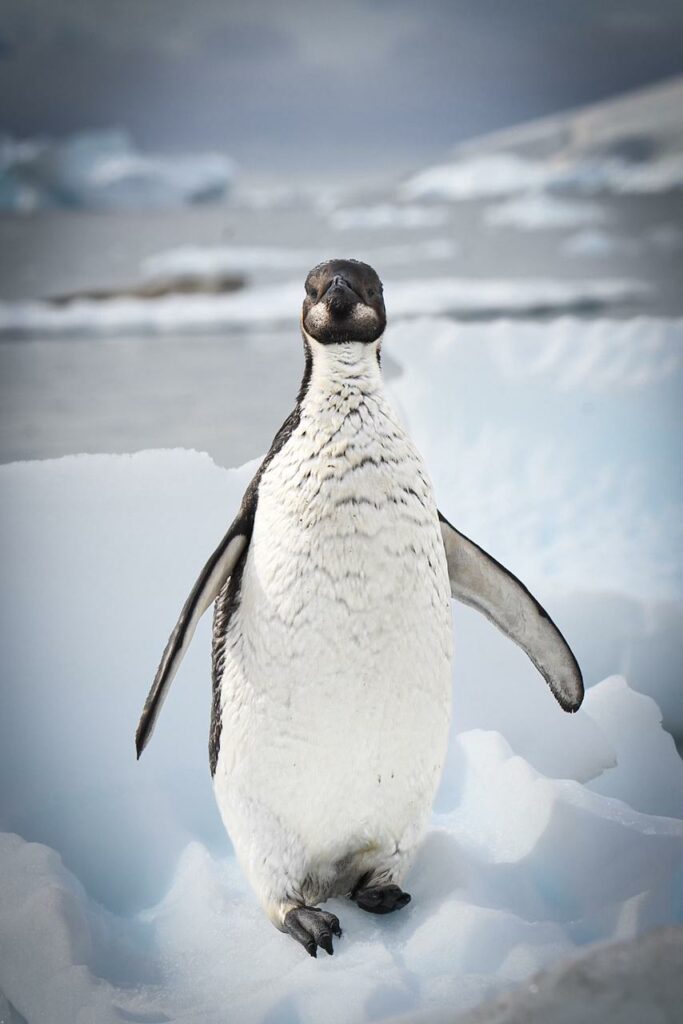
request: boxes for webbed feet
[352,882,411,915]
[283,905,342,957]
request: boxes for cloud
[1,0,682,169]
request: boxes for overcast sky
[2,0,683,178]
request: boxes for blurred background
[0,0,681,464]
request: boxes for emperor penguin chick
[136,259,583,957]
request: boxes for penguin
[135,259,583,958]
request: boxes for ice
[401,76,683,201]
[401,148,683,202]
[401,154,553,201]
[387,316,683,602]
[439,928,683,1024]
[583,677,683,820]
[0,130,233,211]
[327,204,450,230]
[563,229,622,259]
[1,441,682,1023]
[562,224,683,260]
[484,194,605,231]
[140,239,458,285]
[404,152,683,201]
[0,277,647,337]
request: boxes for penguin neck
[302,334,384,404]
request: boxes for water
[0,188,682,468]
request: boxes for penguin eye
[367,288,376,298]
[306,284,318,300]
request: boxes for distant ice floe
[402,76,683,201]
[563,223,683,260]
[141,238,458,284]
[562,229,623,259]
[402,151,683,202]
[484,193,606,231]
[402,154,553,201]
[0,130,234,211]
[0,276,648,336]
[327,203,450,230]
[1,449,682,1023]
[647,224,683,253]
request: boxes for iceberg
[0,129,234,211]
[401,76,683,201]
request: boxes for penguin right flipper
[135,520,250,759]
[136,402,306,759]
[438,511,584,712]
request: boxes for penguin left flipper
[135,522,250,758]
[438,511,584,712]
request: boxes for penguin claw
[352,883,411,915]
[284,906,342,958]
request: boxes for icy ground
[2,386,683,1020]
[408,928,683,1024]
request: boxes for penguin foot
[352,883,411,915]
[283,906,342,957]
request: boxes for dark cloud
[1,0,682,177]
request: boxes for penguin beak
[323,275,359,318]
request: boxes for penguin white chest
[213,365,452,908]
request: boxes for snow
[1,434,682,1022]
[0,130,234,211]
[0,277,647,337]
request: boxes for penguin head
[301,259,386,345]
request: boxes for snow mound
[386,316,683,603]
[0,277,647,337]
[1,449,682,1023]
[0,130,234,211]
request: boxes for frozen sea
[1,80,683,1024]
